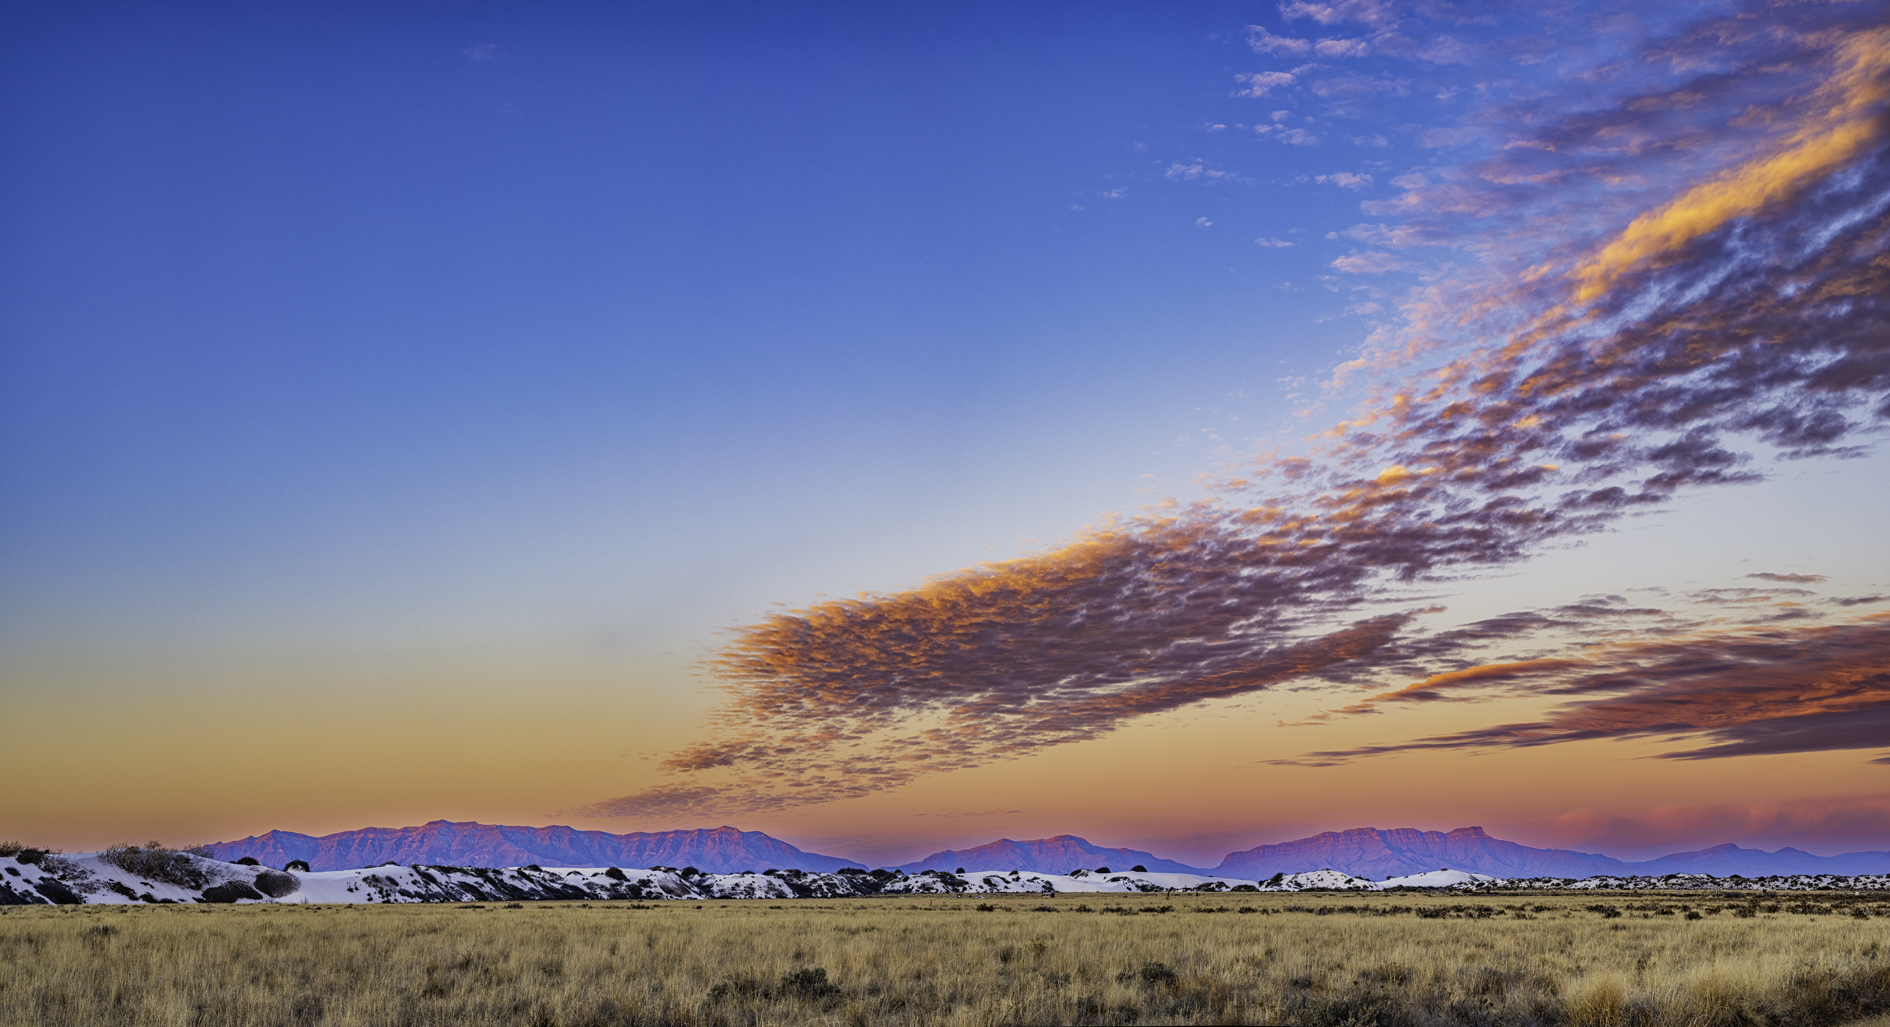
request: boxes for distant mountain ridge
[208,821,1890,878]
[893,835,1211,875]
[1211,826,1890,880]
[207,822,863,874]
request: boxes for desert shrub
[1118,962,1178,985]
[1132,865,1148,872]
[37,855,99,893]
[1095,866,1110,873]
[285,860,310,872]
[99,842,212,888]
[201,881,264,903]
[780,966,839,998]
[11,848,52,866]
[252,870,299,898]
[0,842,21,858]
[233,857,260,867]
[708,977,769,1002]
[603,867,626,881]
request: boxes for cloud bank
[574,3,1890,819]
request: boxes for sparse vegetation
[1,892,1886,1025]
[97,842,213,889]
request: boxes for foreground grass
[2,892,1887,1026]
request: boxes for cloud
[1328,223,1437,247]
[1248,26,1312,56]
[1316,38,1371,59]
[1256,124,1320,145]
[564,785,732,819]
[1330,250,1405,273]
[1238,71,1298,98]
[1310,74,1409,100]
[1166,162,1235,182]
[578,5,1890,817]
[1256,237,1296,248]
[1249,25,1370,58]
[1278,0,1398,28]
[461,43,496,63]
[1748,573,1829,584]
[1288,616,1890,764]
[1316,172,1374,190]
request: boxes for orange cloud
[1288,615,1890,765]
[577,8,1890,819]
[1572,28,1890,304]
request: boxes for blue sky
[5,1,1887,864]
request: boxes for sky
[3,0,1887,868]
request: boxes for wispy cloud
[578,4,1890,819]
[1284,615,1890,764]
[1316,172,1374,190]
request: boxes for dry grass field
[2,891,1887,1026]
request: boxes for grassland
[2,891,1886,1026]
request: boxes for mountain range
[206,821,1890,878]
[206,822,863,873]
[891,834,1205,875]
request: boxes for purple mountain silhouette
[1211,827,1890,879]
[207,821,863,873]
[208,820,1890,878]
[893,835,1211,875]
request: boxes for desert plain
[4,890,1888,1027]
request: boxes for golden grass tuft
[0,892,1886,1025]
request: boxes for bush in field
[99,841,212,888]
[780,967,839,998]
[233,857,261,866]
[0,842,22,858]
[286,860,311,872]
[252,869,299,898]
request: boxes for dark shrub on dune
[252,870,299,898]
[201,881,264,903]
